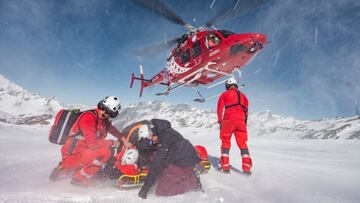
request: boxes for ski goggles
[98,102,120,118]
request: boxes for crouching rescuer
[138,119,202,199]
[217,78,252,174]
[49,96,127,186]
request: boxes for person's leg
[49,155,79,181]
[234,122,252,174]
[219,120,235,172]
[49,141,82,181]
[156,164,199,196]
[72,146,114,186]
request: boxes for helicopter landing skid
[155,83,184,96]
[155,92,169,96]
[194,93,222,103]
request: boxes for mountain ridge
[0,74,359,139]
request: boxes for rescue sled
[116,172,148,189]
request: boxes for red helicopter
[130,0,268,102]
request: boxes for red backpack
[48,109,84,145]
[194,145,211,173]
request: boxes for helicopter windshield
[218,30,235,38]
[205,33,222,49]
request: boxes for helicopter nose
[253,33,267,45]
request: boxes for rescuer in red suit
[50,96,131,186]
[217,78,252,174]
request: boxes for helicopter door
[205,32,222,49]
[191,41,202,66]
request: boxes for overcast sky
[0,0,359,120]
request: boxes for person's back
[152,119,199,167]
[218,87,248,123]
[138,119,201,199]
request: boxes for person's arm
[242,93,249,124]
[107,123,132,147]
[138,138,170,199]
[217,94,225,124]
[108,123,125,140]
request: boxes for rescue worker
[49,96,129,186]
[206,33,221,49]
[217,78,252,174]
[138,119,201,199]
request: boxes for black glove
[218,122,222,130]
[138,186,149,199]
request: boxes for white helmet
[121,148,139,165]
[225,78,238,89]
[138,124,152,140]
[97,96,121,118]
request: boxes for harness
[224,91,248,123]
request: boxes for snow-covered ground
[0,123,359,203]
[1,74,359,202]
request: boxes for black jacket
[141,119,200,191]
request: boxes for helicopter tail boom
[130,65,168,97]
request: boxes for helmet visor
[98,102,120,118]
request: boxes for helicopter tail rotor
[130,65,168,97]
[130,65,147,97]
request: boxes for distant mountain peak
[0,74,25,93]
[0,74,63,121]
[0,74,359,139]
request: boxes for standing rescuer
[217,78,252,174]
[50,96,128,186]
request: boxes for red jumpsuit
[217,87,252,172]
[59,109,124,185]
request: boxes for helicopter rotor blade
[134,37,179,57]
[206,0,268,27]
[133,0,194,31]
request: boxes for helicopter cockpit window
[205,33,221,49]
[192,41,201,58]
[218,30,235,38]
[180,48,190,64]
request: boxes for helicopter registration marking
[209,49,220,57]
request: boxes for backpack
[48,109,84,145]
[194,145,211,173]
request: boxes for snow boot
[242,157,252,174]
[219,153,230,173]
[218,167,230,174]
[217,163,230,174]
[49,164,71,182]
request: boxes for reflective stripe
[57,111,72,143]
[222,164,230,167]
[92,159,105,167]
[75,135,85,140]
[242,154,250,158]
[80,169,93,179]
[221,153,229,157]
